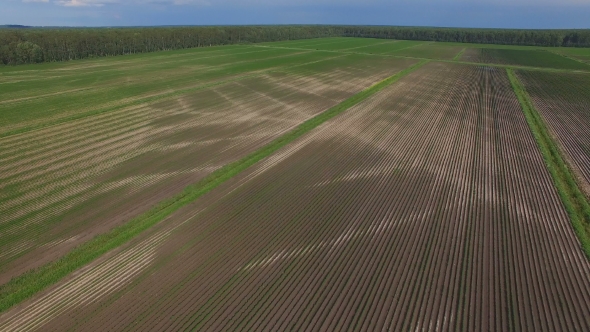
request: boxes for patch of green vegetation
[516,70,590,104]
[481,49,589,70]
[0,59,428,314]
[551,48,590,65]
[257,37,344,47]
[453,48,466,61]
[349,40,425,54]
[392,43,464,60]
[571,55,590,64]
[256,38,590,72]
[435,41,549,50]
[553,47,590,57]
[507,68,590,259]
[0,48,339,137]
[309,37,389,51]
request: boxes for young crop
[0,59,428,315]
[508,68,590,258]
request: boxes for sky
[2,0,590,29]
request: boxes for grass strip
[507,68,590,259]
[0,59,429,314]
[453,48,466,61]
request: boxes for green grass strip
[507,68,590,259]
[453,48,466,61]
[0,59,429,314]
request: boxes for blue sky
[2,0,590,28]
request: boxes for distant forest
[1,25,589,65]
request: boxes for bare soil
[2,62,589,331]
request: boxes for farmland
[553,48,590,64]
[1,37,590,331]
[260,37,590,69]
[516,71,590,195]
[460,48,589,70]
[0,48,416,283]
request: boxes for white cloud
[216,0,590,5]
[55,0,118,6]
[47,0,590,8]
[54,0,211,6]
[138,0,210,5]
[171,0,210,5]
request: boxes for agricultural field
[258,37,346,48]
[460,48,589,70]
[1,37,590,331]
[261,37,590,70]
[553,48,590,64]
[347,40,427,54]
[2,60,590,331]
[389,43,464,60]
[0,47,417,283]
[0,46,330,135]
[516,70,590,195]
[297,38,396,51]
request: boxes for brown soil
[0,56,415,286]
[3,62,589,331]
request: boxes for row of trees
[1,25,589,65]
[342,26,590,47]
[0,26,338,65]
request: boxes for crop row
[460,48,589,70]
[0,54,416,285]
[2,62,588,331]
[0,46,306,135]
[516,70,590,195]
[0,59,424,329]
[271,38,465,61]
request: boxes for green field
[345,40,426,54]
[254,37,590,70]
[0,46,331,135]
[1,36,590,330]
[460,48,589,70]
[391,43,464,60]
[552,48,590,64]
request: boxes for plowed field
[0,50,416,283]
[460,48,589,70]
[516,70,590,195]
[3,62,588,331]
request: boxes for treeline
[343,26,590,48]
[1,25,589,65]
[0,26,338,65]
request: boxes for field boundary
[507,68,590,258]
[0,59,429,314]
